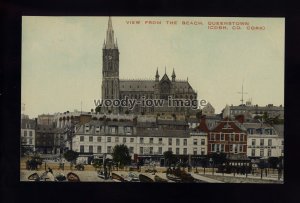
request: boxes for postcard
[21,16,284,183]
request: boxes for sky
[22,16,285,118]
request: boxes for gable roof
[211,118,246,133]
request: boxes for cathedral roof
[119,79,196,93]
[120,80,156,92]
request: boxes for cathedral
[101,17,198,114]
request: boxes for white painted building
[21,117,36,153]
[244,123,284,158]
[70,118,208,164]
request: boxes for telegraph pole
[238,83,248,105]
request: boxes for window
[111,127,116,134]
[260,139,264,146]
[211,144,215,152]
[80,136,84,142]
[201,148,205,155]
[193,139,197,145]
[201,139,205,145]
[193,148,197,155]
[115,137,119,143]
[89,145,93,153]
[236,134,240,142]
[97,136,101,142]
[234,144,238,153]
[24,131,27,137]
[239,145,243,153]
[125,127,132,134]
[89,136,93,142]
[281,140,284,146]
[168,147,172,152]
[183,148,187,155]
[107,137,111,142]
[107,146,112,153]
[150,138,154,144]
[130,138,134,143]
[159,138,162,144]
[80,145,84,153]
[158,147,162,154]
[150,147,153,154]
[168,138,172,145]
[252,139,256,146]
[140,138,144,144]
[97,146,101,153]
[247,128,254,134]
[230,134,234,141]
[251,149,255,157]
[268,149,271,157]
[260,149,264,157]
[96,127,100,133]
[211,134,216,141]
[129,147,134,154]
[29,139,32,145]
[176,148,180,155]
[215,144,220,152]
[220,134,225,141]
[183,139,187,146]
[123,138,126,143]
[176,139,180,146]
[268,139,272,146]
[229,144,233,152]
[29,131,32,137]
[140,147,143,154]
[221,144,224,152]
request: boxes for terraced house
[70,114,208,166]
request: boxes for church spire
[172,68,176,82]
[155,67,160,81]
[105,16,116,49]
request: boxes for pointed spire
[103,39,106,48]
[108,16,113,30]
[172,68,176,81]
[115,38,118,48]
[172,68,176,77]
[165,66,166,74]
[155,67,159,81]
[105,16,116,49]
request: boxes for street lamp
[209,158,214,175]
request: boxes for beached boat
[67,172,80,182]
[111,172,126,182]
[40,171,55,181]
[154,175,168,183]
[55,173,67,181]
[28,172,40,181]
[166,173,181,182]
[139,174,154,182]
[97,171,105,179]
[126,172,140,182]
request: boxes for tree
[196,110,202,119]
[112,144,131,168]
[63,150,79,169]
[209,152,227,166]
[163,151,174,168]
[95,105,101,113]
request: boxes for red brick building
[208,118,247,156]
